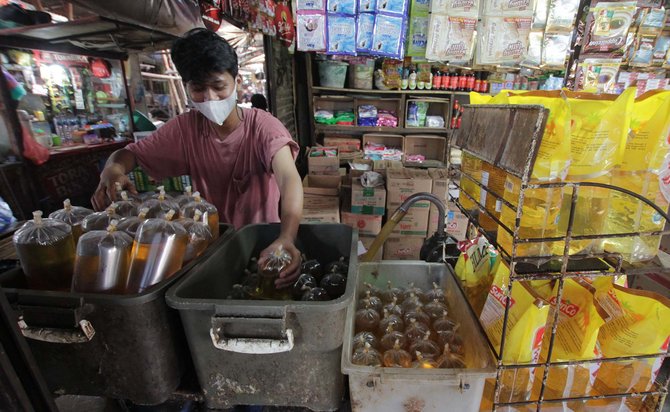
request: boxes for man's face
[187,71,238,103]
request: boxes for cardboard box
[302,175,341,196]
[386,168,433,236]
[350,159,374,180]
[341,212,383,236]
[302,195,340,223]
[351,181,386,216]
[362,133,405,152]
[324,137,361,152]
[308,147,340,176]
[359,235,383,261]
[383,235,425,260]
[373,159,404,176]
[428,203,469,241]
[404,135,447,164]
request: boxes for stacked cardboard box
[302,175,341,223]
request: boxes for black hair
[171,28,239,83]
[250,94,268,110]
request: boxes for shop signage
[199,0,223,31]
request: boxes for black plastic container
[166,223,357,411]
[0,224,233,405]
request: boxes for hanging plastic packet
[115,191,139,218]
[640,8,665,31]
[426,15,477,62]
[542,32,571,68]
[380,59,402,89]
[533,279,607,402]
[140,187,181,220]
[180,191,219,239]
[126,210,188,294]
[72,220,133,294]
[406,15,429,57]
[545,0,579,32]
[13,211,76,291]
[117,207,150,239]
[479,262,550,403]
[454,236,500,315]
[653,34,670,66]
[82,204,122,233]
[582,2,636,57]
[430,0,479,16]
[175,185,195,208]
[523,30,543,67]
[591,283,670,396]
[356,13,375,53]
[297,0,325,11]
[630,33,657,67]
[477,17,532,65]
[327,14,357,55]
[575,58,622,93]
[327,0,356,14]
[358,0,376,12]
[48,198,93,243]
[371,14,407,59]
[258,245,293,299]
[296,12,327,52]
[483,0,536,16]
[375,0,408,16]
[181,210,214,263]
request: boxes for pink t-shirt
[126,108,298,229]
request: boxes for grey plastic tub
[0,224,233,405]
[342,262,497,412]
[166,223,358,411]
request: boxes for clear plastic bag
[72,220,132,293]
[382,340,412,368]
[140,187,180,220]
[115,191,139,218]
[126,210,188,293]
[180,209,214,263]
[181,191,219,239]
[13,211,75,290]
[48,198,93,243]
[257,245,293,300]
[352,342,382,366]
[174,185,195,208]
[81,205,121,233]
[117,207,150,239]
[355,305,381,332]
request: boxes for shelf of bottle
[312,86,483,96]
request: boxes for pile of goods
[229,253,350,302]
[350,281,466,369]
[12,186,219,295]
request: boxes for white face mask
[191,86,237,126]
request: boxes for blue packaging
[375,0,408,17]
[370,13,407,59]
[297,0,326,11]
[327,14,358,55]
[358,0,377,13]
[327,0,357,15]
[356,13,375,52]
[297,12,327,51]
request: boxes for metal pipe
[397,192,446,236]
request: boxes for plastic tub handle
[18,318,95,344]
[209,327,294,354]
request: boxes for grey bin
[0,224,233,405]
[165,223,358,411]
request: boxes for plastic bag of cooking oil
[114,191,139,218]
[117,207,150,239]
[181,191,219,239]
[497,173,564,257]
[507,91,571,182]
[459,152,481,211]
[81,205,121,233]
[454,236,500,315]
[479,262,550,403]
[13,211,76,291]
[470,91,510,105]
[49,199,93,243]
[126,210,188,294]
[175,185,195,208]
[72,220,133,293]
[140,187,180,220]
[533,279,607,401]
[603,91,670,263]
[590,283,670,396]
[181,210,214,263]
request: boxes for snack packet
[483,0,536,16]
[582,2,637,57]
[545,0,580,32]
[430,0,480,16]
[356,13,376,53]
[371,14,407,59]
[327,14,357,55]
[477,17,532,65]
[426,15,477,62]
[297,12,327,51]
[576,58,622,94]
[479,262,550,403]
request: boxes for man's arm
[262,145,303,288]
[91,148,138,211]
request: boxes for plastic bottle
[474,72,482,92]
[458,71,468,91]
[408,65,417,90]
[432,68,442,90]
[72,220,133,293]
[449,71,459,91]
[13,211,76,290]
[466,72,476,91]
[180,191,219,239]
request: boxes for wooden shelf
[312,86,477,96]
[315,125,451,134]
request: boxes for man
[92,28,303,286]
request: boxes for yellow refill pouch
[534,279,607,401]
[460,152,481,212]
[479,262,550,402]
[454,236,500,316]
[469,91,492,105]
[593,285,670,396]
[604,91,670,263]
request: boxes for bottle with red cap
[449,71,459,91]
[466,72,475,91]
[473,72,482,92]
[432,67,442,90]
[458,71,468,91]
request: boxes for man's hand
[258,237,302,289]
[91,171,138,211]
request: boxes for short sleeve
[125,113,191,180]
[254,110,299,173]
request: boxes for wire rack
[448,104,670,411]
